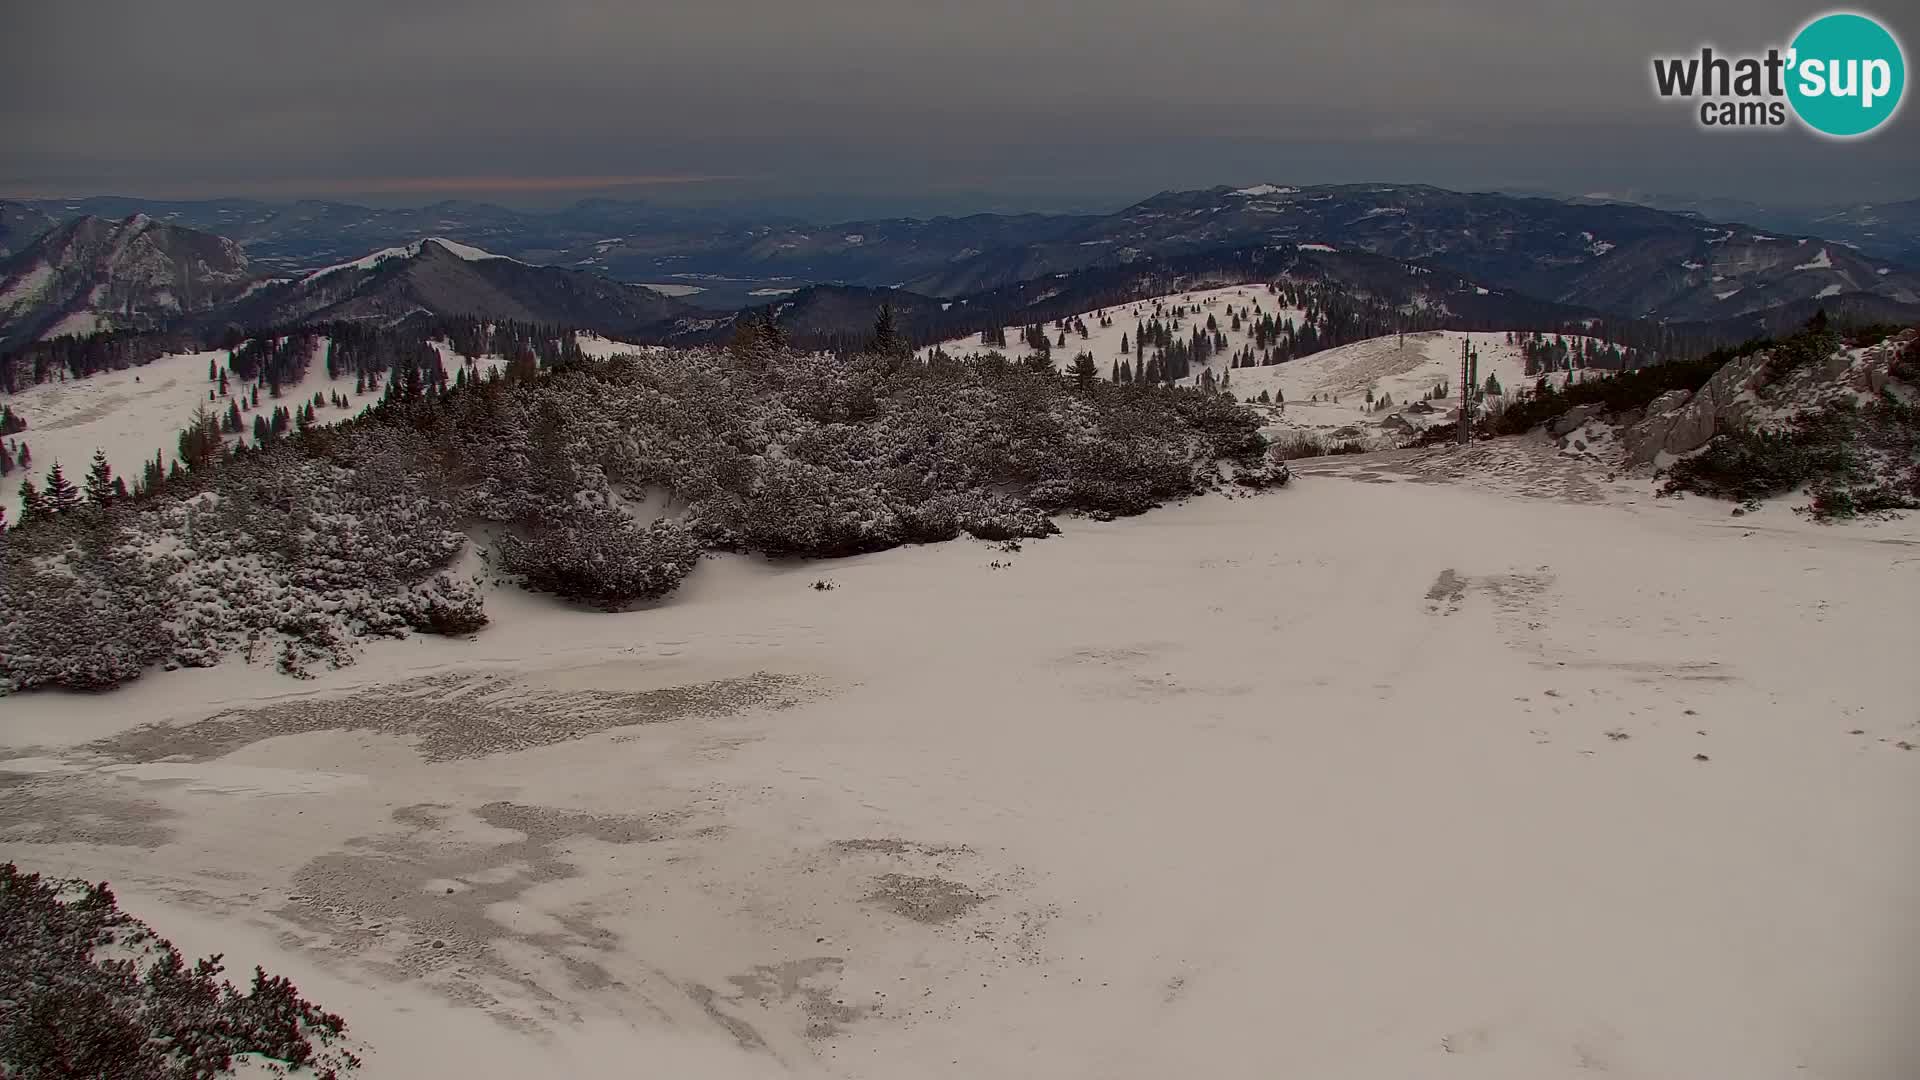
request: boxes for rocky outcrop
[1621,329,1917,465]
[1546,403,1601,437]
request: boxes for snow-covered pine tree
[16,478,45,524]
[43,462,82,515]
[84,450,120,508]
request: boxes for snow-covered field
[0,344,364,508]
[919,284,1611,446]
[2,332,649,508]
[4,462,1915,1079]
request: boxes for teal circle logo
[1787,12,1906,137]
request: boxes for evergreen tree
[42,462,82,515]
[0,441,11,477]
[83,450,120,508]
[142,452,166,497]
[871,304,909,359]
[1068,353,1099,388]
[17,478,46,525]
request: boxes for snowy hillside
[920,283,1617,448]
[919,284,1304,373]
[298,237,521,284]
[1,330,648,510]
[0,343,363,510]
[1221,330,1608,443]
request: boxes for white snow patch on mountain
[748,287,799,297]
[299,238,518,284]
[1715,288,1743,300]
[638,283,706,297]
[1794,248,1835,271]
[1816,283,1845,298]
[1231,184,1296,196]
[0,265,55,314]
[1298,243,1337,252]
[39,311,103,340]
[575,333,652,359]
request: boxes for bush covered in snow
[497,513,702,610]
[0,862,361,1079]
[2,340,1278,691]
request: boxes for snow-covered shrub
[0,862,361,1078]
[496,512,702,610]
[2,339,1279,689]
[0,526,171,693]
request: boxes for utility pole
[1458,338,1472,446]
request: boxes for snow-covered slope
[229,239,694,335]
[1220,330,1608,441]
[920,283,1615,447]
[1,328,655,512]
[0,343,364,509]
[298,237,520,284]
[919,283,1308,373]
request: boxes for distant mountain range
[1565,191,1920,267]
[2,182,1916,354]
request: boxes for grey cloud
[2,0,1913,207]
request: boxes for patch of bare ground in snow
[1293,434,1616,504]
[84,670,816,764]
[275,799,679,1025]
[0,772,178,847]
[864,873,987,924]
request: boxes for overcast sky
[4,0,1914,213]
